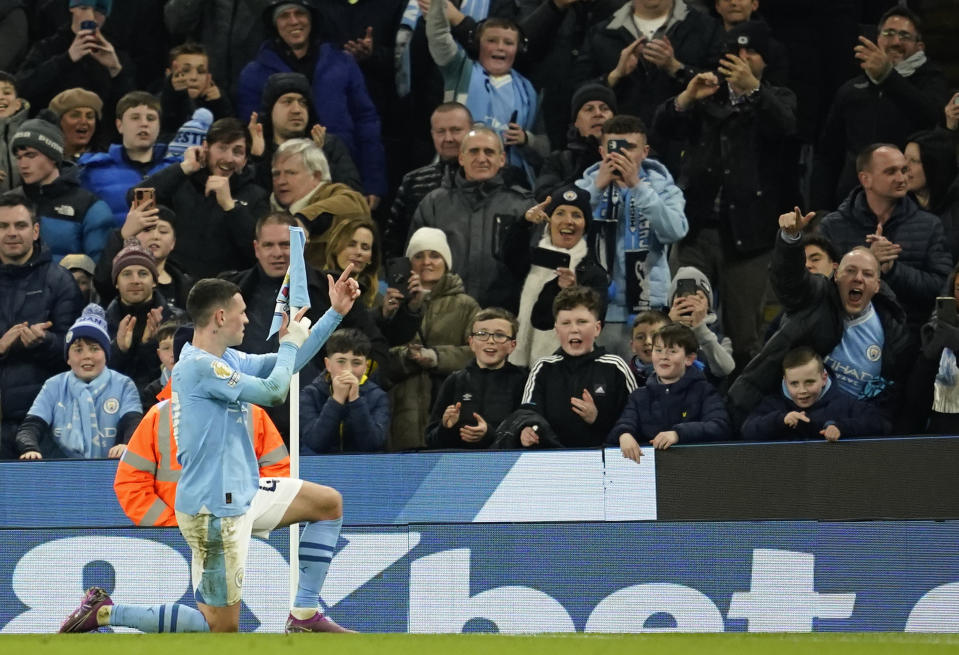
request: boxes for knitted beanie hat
[112,239,158,285]
[49,88,103,119]
[272,2,309,24]
[65,303,111,361]
[10,114,64,164]
[406,227,453,272]
[724,20,771,63]
[166,107,214,158]
[546,184,593,226]
[569,83,618,122]
[261,72,312,114]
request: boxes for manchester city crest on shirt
[103,398,120,414]
[866,344,881,362]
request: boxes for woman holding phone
[502,184,608,366]
[387,227,479,450]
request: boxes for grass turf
[4,633,959,655]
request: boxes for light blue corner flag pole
[266,226,310,605]
[267,226,310,338]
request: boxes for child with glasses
[426,308,528,449]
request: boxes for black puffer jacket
[818,188,953,327]
[385,159,460,259]
[728,234,916,431]
[0,241,82,422]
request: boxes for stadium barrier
[2,439,958,633]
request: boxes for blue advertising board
[2,521,958,634]
[0,450,656,528]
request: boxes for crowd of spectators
[1,0,958,461]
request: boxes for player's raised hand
[329,263,361,315]
[524,196,551,224]
[279,306,311,348]
[778,206,815,237]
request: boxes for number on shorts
[259,479,277,492]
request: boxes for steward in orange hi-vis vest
[113,380,290,526]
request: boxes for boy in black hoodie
[741,346,888,441]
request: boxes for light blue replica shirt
[824,303,885,399]
[28,368,141,458]
[172,308,343,516]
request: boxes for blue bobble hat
[65,303,111,361]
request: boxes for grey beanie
[10,115,65,164]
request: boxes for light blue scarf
[397,0,492,96]
[55,370,112,459]
[466,61,537,184]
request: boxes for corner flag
[267,226,310,339]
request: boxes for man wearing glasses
[811,6,950,209]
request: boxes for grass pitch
[4,633,959,655]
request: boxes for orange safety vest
[113,381,291,526]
